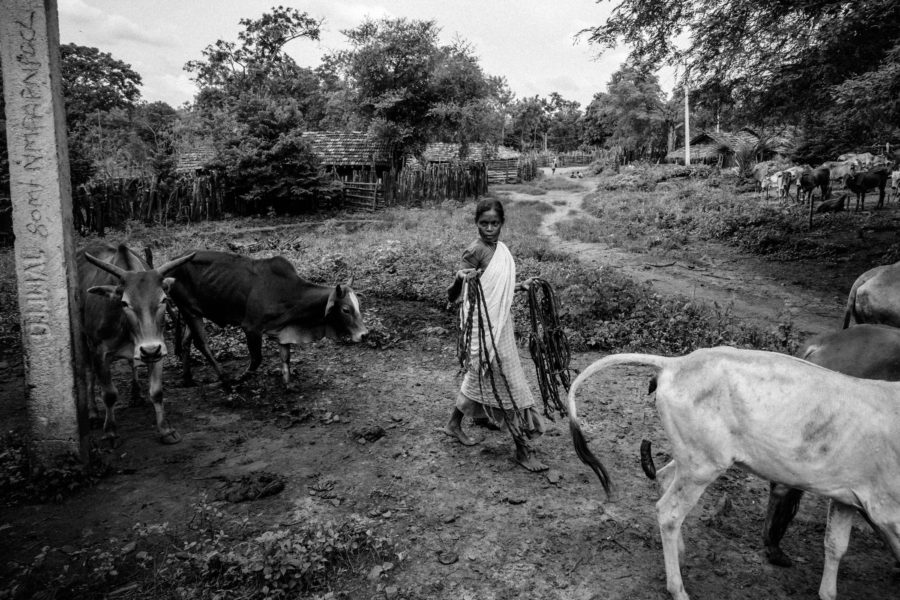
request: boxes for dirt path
[527,168,846,338]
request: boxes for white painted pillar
[0,0,88,464]
[683,72,691,166]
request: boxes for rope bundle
[525,278,573,419]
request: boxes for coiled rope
[525,278,573,419]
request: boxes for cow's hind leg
[184,313,227,384]
[657,468,719,600]
[279,343,293,386]
[241,330,263,380]
[763,482,804,567]
[819,500,855,600]
[148,360,180,444]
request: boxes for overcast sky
[57,0,677,110]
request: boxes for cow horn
[84,252,127,280]
[156,252,196,276]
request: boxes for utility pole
[683,66,691,165]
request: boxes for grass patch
[553,215,606,244]
[491,183,547,196]
[535,177,586,192]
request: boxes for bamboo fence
[393,161,487,204]
[72,172,225,235]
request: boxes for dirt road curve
[529,169,846,338]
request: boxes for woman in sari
[442,199,547,472]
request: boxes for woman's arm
[447,248,482,302]
[515,277,536,292]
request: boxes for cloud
[59,0,170,47]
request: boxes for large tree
[320,17,500,159]
[184,6,325,212]
[583,61,668,159]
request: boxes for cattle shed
[666,128,760,166]
[302,131,394,211]
[302,131,392,182]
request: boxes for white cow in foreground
[567,347,900,600]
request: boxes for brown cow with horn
[79,244,195,444]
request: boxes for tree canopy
[585,0,900,158]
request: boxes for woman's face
[477,209,503,244]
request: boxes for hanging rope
[456,275,526,444]
[525,278,573,419]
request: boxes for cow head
[85,252,195,363]
[324,279,368,343]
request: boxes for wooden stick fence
[72,172,225,234]
[343,181,386,212]
[393,162,487,204]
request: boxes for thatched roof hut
[666,128,760,166]
[302,131,391,168]
[175,144,217,174]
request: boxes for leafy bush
[0,430,110,507]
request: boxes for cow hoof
[765,546,793,568]
[160,430,182,445]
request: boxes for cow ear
[161,277,175,293]
[88,285,121,299]
[335,284,346,298]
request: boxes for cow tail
[567,353,671,499]
[640,439,656,480]
[843,283,859,329]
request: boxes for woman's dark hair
[474,198,505,223]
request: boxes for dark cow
[815,193,847,213]
[763,324,900,567]
[845,168,890,211]
[798,167,830,204]
[166,251,367,386]
[79,244,195,444]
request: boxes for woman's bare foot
[440,424,479,446]
[473,417,501,431]
[515,444,548,472]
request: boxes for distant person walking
[442,199,547,472]
[551,157,558,175]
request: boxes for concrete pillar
[0,0,88,464]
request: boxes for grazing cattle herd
[72,151,900,599]
[756,151,895,215]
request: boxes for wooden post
[0,0,88,464]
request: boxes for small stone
[384,585,399,599]
[546,470,561,484]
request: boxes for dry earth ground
[0,170,898,599]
